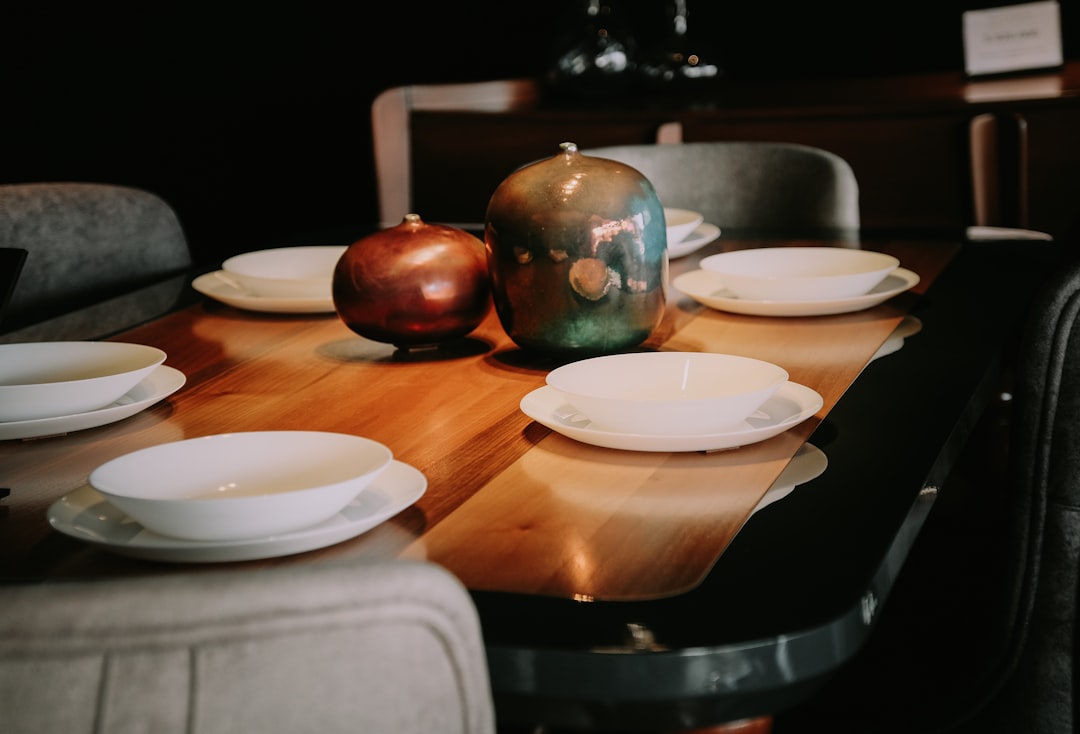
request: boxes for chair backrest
[0,182,192,338]
[372,79,541,229]
[579,140,861,237]
[956,252,1080,733]
[970,112,1029,229]
[0,558,496,734]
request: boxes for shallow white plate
[699,247,899,301]
[47,460,426,563]
[668,222,722,259]
[672,267,920,317]
[0,341,167,422]
[192,271,336,314]
[0,366,186,441]
[545,351,788,436]
[520,381,822,452]
[664,208,705,247]
[222,245,345,298]
[90,431,393,542]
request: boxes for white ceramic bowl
[89,431,394,542]
[664,208,705,246]
[0,341,166,422]
[546,351,789,435]
[699,247,899,302]
[222,245,347,298]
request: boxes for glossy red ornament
[333,214,491,347]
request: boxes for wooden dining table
[0,231,1061,731]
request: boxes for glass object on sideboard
[637,0,723,100]
[544,0,638,100]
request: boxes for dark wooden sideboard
[396,63,1080,238]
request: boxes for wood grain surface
[0,238,958,599]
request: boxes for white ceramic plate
[89,431,394,542]
[47,460,426,563]
[672,267,920,317]
[668,222,722,259]
[546,351,788,436]
[222,245,345,298]
[664,208,705,247]
[698,247,899,301]
[0,341,167,422]
[192,271,336,314]
[0,366,186,441]
[520,381,822,452]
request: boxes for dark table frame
[477,236,1062,730]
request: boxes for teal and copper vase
[484,142,667,357]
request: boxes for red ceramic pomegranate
[333,214,491,347]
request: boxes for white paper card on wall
[963,1,1063,77]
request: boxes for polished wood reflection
[1,238,957,601]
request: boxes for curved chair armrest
[966,225,1054,241]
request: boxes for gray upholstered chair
[947,252,1080,734]
[0,182,192,341]
[0,247,27,325]
[0,558,496,734]
[773,254,1080,734]
[579,141,861,239]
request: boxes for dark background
[3,1,1078,266]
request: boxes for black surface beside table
[476,236,1064,732]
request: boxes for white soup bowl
[222,245,347,298]
[0,341,166,422]
[89,431,394,541]
[664,208,705,246]
[546,351,789,435]
[700,247,899,301]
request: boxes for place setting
[672,246,920,317]
[0,341,186,441]
[665,207,721,259]
[46,430,427,563]
[192,245,346,313]
[519,351,823,452]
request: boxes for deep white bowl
[664,208,705,246]
[546,351,789,435]
[222,245,347,298]
[89,431,394,542]
[700,247,899,302]
[0,342,167,422]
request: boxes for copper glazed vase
[333,214,490,348]
[484,142,667,357]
